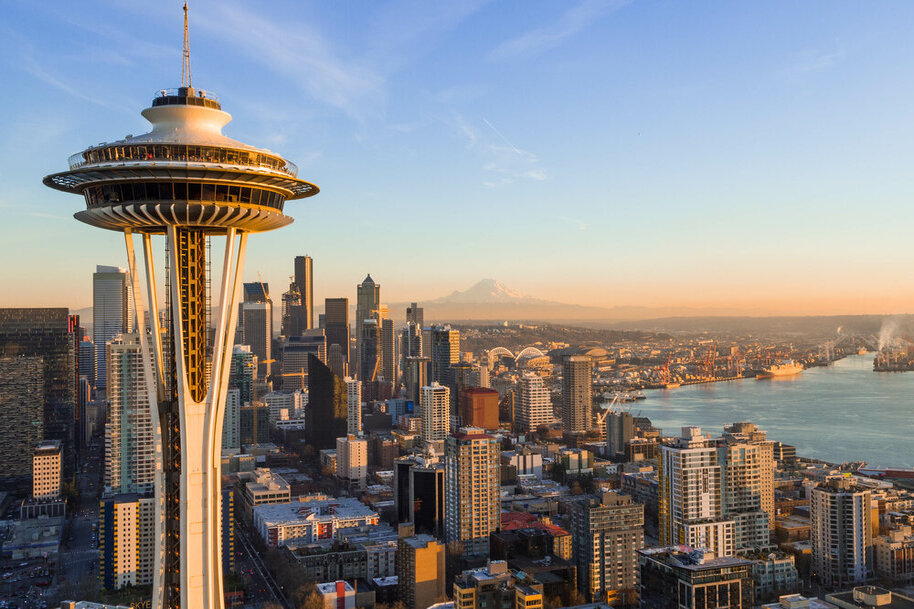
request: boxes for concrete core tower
[43,9,318,608]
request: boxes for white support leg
[124,230,166,609]
[142,232,166,401]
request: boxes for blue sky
[3,1,914,315]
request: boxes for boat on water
[757,360,804,379]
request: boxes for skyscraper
[394,455,445,538]
[105,333,156,496]
[515,372,552,434]
[0,356,44,483]
[356,274,380,369]
[239,282,273,378]
[306,354,348,451]
[32,440,63,501]
[606,411,634,458]
[93,265,131,390]
[430,325,460,385]
[420,383,450,445]
[659,427,734,558]
[406,302,424,327]
[562,355,592,433]
[294,255,314,331]
[222,389,241,452]
[79,338,97,387]
[360,318,380,381]
[280,329,325,391]
[43,20,320,606]
[396,532,445,609]
[380,317,397,385]
[405,356,430,406]
[445,427,500,557]
[810,477,873,588]
[228,346,256,405]
[280,279,303,338]
[569,492,644,605]
[324,297,350,371]
[0,308,79,477]
[345,376,362,435]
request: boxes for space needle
[43,6,318,609]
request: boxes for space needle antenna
[181,3,191,87]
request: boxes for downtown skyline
[5,1,914,315]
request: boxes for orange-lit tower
[42,7,318,608]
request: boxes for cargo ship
[757,360,804,379]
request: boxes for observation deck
[43,86,318,234]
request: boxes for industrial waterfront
[639,354,914,467]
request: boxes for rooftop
[253,496,377,525]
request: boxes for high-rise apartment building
[345,376,362,435]
[380,318,397,385]
[562,356,592,433]
[420,383,450,445]
[718,422,775,552]
[401,322,422,371]
[99,494,158,590]
[306,354,348,450]
[810,477,873,588]
[356,274,380,369]
[569,492,644,605]
[430,325,460,385]
[93,265,131,390]
[515,373,552,434]
[294,255,314,331]
[32,440,62,501]
[445,427,500,557]
[324,297,350,371]
[222,389,241,452]
[659,427,735,558]
[105,333,155,496]
[239,282,273,378]
[228,345,256,405]
[336,434,368,489]
[396,532,445,609]
[0,356,44,482]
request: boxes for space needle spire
[181,3,191,88]
[43,7,318,609]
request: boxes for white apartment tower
[515,373,552,434]
[105,333,155,496]
[336,434,368,490]
[421,383,450,445]
[659,427,734,558]
[345,376,362,435]
[810,477,873,588]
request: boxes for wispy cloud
[782,44,845,76]
[489,0,629,61]
[452,114,547,186]
[21,52,133,113]
[559,216,589,231]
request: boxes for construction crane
[594,393,623,427]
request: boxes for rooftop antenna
[181,3,192,88]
